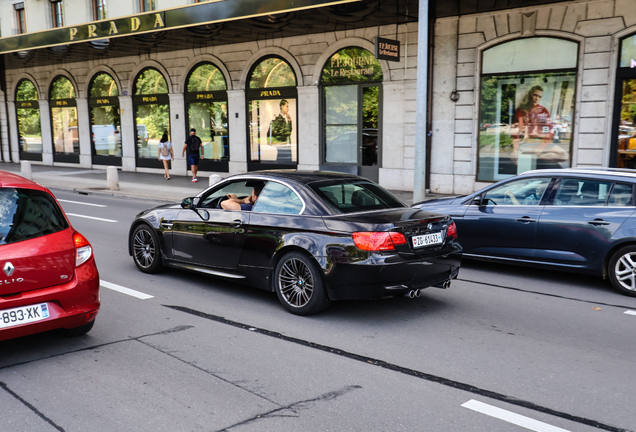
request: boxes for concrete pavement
[0,162,451,205]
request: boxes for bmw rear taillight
[352,232,407,251]
[73,231,93,267]
[447,222,457,240]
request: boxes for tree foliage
[187,64,226,92]
[50,76,75,100]
[249,58,296,89]
[90,73,119,98]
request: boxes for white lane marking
[58,199,106,207]
[101,281,154,299]
[66,213,117,223]
[461,400,571,432]
[625,310,636,316]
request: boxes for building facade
[2,0,636,194]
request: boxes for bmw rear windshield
[308,179,406,214]
[0,188,69,245]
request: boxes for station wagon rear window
[0,188,68,245]
[309,180,405,214]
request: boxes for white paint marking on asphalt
[101,281,154,300]
[625,310,636,316]
[461,400,571,432]
[58,199,106,207]
[66,213,117,223]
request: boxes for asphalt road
[1,190,635,432]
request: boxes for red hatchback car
[0,171,99,342]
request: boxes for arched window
[15,79,42,161]
[246,57,297,169]
[478,37,578,181]
[89,73,121,164]
[50,76,79,162]
[133,68,169,168]
[320,47,382,182]
[186,63,229,172]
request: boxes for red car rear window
[0,188,69,245]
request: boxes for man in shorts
[183,128,202,182]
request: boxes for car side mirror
[472,196,483,206]
[181,197,195,209]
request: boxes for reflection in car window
[252,182,303,215]
[199,180,263,208]
[484,177,552,206]
[608,183,633,207]
[309,180,405,214]
[555,178,613,206]
[0,188,69,245]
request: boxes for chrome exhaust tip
[414,289,421,297]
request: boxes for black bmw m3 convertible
[128,171,461,315]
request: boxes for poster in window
[249,98,297,163]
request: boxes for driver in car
[221,183,264,211]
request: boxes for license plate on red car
[412,232,443,248]
[0,303,50,329]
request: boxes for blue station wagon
[414,168,636,297]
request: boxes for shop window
[613,35,636,169]
[50,76,79,163]
[246,57,297,168]
[93,0,106,20]
[320,47,382,182]
[133,68,169,168]
[51,0,63,28]
[15,79,42,161]
[186,63,229,172]
[478,37,578,182]
[89,73,121,164]
[14,3,26,34]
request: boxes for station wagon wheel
[274,251,330,315]
[608,245,636,297]
[132,224,163,274]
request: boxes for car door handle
[230,219,243,228]
[588,219,610,226]
[161,221,173,229]
[516,216,536,223]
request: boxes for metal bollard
[106,166,119,190]
[209,174,221,187]
[20,161,32,180]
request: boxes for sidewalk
[0,162,448,205]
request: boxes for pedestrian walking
[183,128,202,182]
[158,132,174,180]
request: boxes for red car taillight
[73,231,93,267]
[352,232,407,251]
[447,222,457,240]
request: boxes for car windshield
[0,188,69,245]
[308,179,405,213]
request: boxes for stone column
[378,81,406,190]
[39,99,54,165]
[0,90,11,162]
[119,95,136,171]
[76,97,92,167]
[297,86,320,170]
[169,93,187,176]
[227,89,247,174]
[6,101,19,163]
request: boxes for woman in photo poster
[512,85,568,169]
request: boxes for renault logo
[3,262,15,277]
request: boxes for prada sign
[68,13,165,41]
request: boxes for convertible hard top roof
[237,170,366,185]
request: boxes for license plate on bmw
[0,303,50,329]
[412,232,443,248]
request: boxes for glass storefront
[133,68,169,168]
[321,47,382,181]
[15,79,42,161]
[89,73,121,164]
[186,63,229,171]
[246,57,297,168]
[478,38,578,181]
[614,35,636,168]
[50,76,79,163]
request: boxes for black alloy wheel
[274,251,330,315]
[608,245,636,297]
[132,224,163,274]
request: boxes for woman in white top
[158,132,174,180]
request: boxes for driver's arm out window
[483,177,552,206]
[199,181,254,208]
